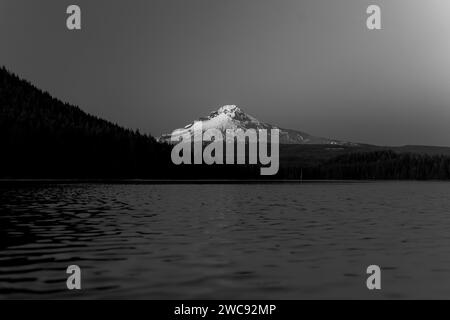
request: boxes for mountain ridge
[159,105,356,145]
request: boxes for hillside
[0,67,170,178]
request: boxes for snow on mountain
[159,105,351,145]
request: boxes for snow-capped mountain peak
[159,105,351,145]
[217,105,240,114]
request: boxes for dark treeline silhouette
[303,150,450,180]
[1,66,450,180]
[0,66,171,178]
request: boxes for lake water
[1,182,450,299]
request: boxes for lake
[1,182,450,299]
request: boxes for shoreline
[0,179,447,185]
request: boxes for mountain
[159,105,354,145]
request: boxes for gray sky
[1,0,450,146]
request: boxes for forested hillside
[0,67,170,178]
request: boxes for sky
[1,0,450,146]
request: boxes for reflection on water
[1,182,450,299]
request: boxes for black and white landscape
[1,0,450,301]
